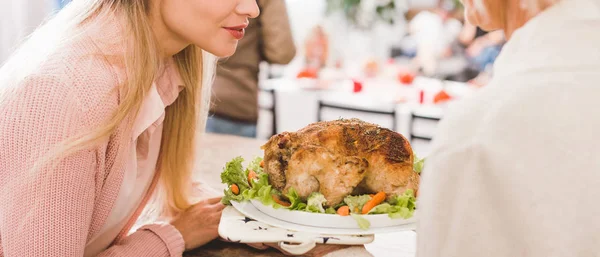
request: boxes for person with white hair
[417,0,600,256]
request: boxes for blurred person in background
[417,0,600,256]
[458,22,504,72]
[0,0,259,255]
[456,22,505,85]
[406,8,464,77]
[304,25,329,70]
[207,0,296,138]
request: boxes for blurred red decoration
[398,72,415,85]
[419,90,424,104]
[352,79,363,93]
[297,68,318,79]
[433,90,452,104]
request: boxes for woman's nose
[236,0,260,19]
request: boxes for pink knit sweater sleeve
[0,74,184,256]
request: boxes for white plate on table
[231,200,417,235]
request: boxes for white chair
[257,88,277,139]
[409,106,443,156]
[317,99,398,131]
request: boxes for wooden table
[184,240,286,257]
[185,133,373,257]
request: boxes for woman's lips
[224,28,245,40]
[223,24,248,40]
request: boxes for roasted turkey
[261,118,419,207]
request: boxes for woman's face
[159,0,260,57]
[461,0,504,31]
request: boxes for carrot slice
[337,206,350,216]
[248,170,257,185]
[272,195,291,207]
[260,160,265,168]
[231,184,240,195]
[362,192,386,214]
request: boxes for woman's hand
[171,197,225,251]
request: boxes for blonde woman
[0,0,258,256]
[418,0,600,256]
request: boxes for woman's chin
[204,44,238,58]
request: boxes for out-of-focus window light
[57,0,72,9]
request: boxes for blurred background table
[256,76,473,156]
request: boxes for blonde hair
[0,0,215,216]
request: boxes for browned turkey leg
[282,145,368,206]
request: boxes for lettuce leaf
[285,188,306,211]
[241,171,266,200]
[247,157,264,174]
[387,189,417,219]
[351,214,371,230]
[363,189,417,219]
[256,184,275,206]
[220,157,249,187]
[343,195,372,214]
[367,203,397,214]
[325,207,336,214]
[221,157,250,205]
[248,171,269,193]
[414,154,425,174]
[306,192,327,213]
[389,207,413,219]
[390,189,416,210]
[222,187,245,205]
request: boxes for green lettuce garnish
[325,207,336,214]
[221,157,250,205]
[389,208,413,219]
[285,188,307,211]
[220,157,249,188]
[220,156,418,230]
[248,170,279,207]
[256,183,276,206]
[390,189,416,210]
[368,203,395,214]
[306,192,327,213]
[247,157,263,174]
[414,154,425,174]
[370,189,417,219]
[241,171,267,198]
[343,195,372,214]
[351,213,371,230]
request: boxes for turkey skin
[261,119,419,206]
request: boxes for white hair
[472,0,560,14]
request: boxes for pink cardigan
[0,14,187,256]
